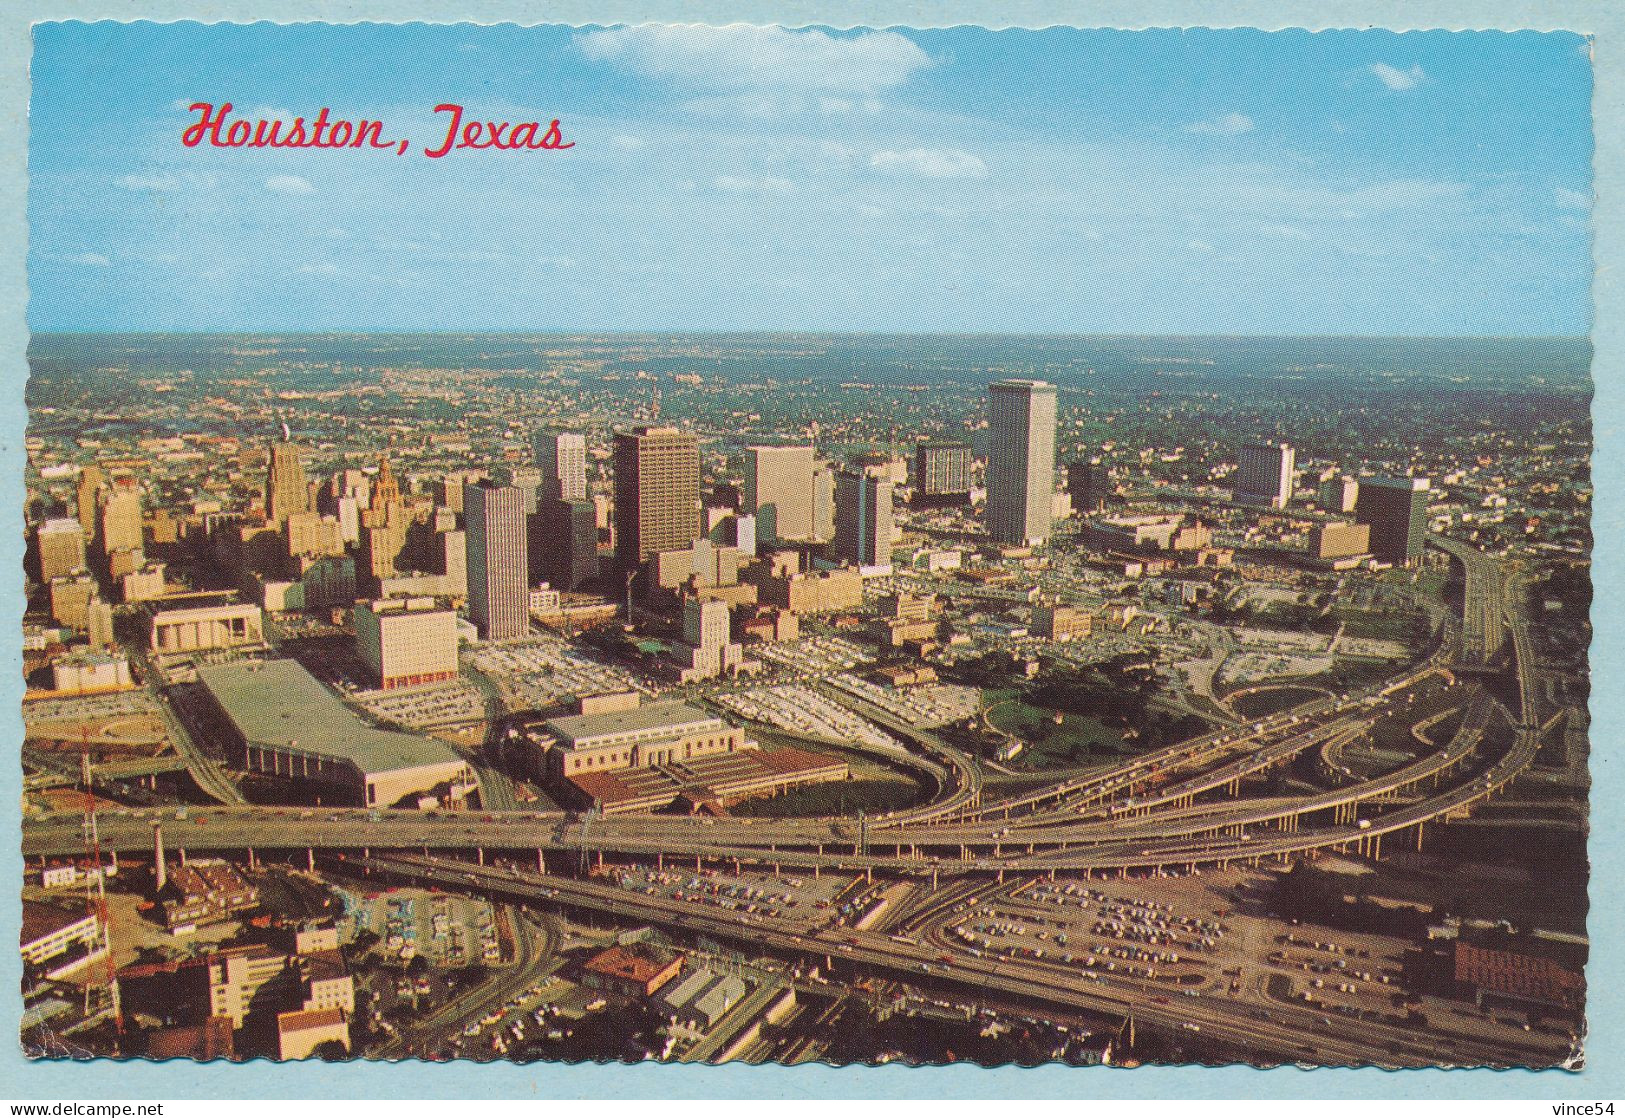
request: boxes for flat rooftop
[197,658,462,776]
[546,700,722,746]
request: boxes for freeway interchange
[21,535,1560,1065]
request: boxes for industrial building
[194,658,476,808]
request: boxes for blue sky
[28,23,1593,335]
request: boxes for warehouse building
[194,659,476,808]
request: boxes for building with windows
[149,602,265,654]
[1234,442,1296,509]
[534,430,588,502]
[1310,521,1372,561]
[1355,477,1431,565]
[914,441,974,505]
[465,481,529,641]
[614,426,701,570]
[833,465,894,573]
[985,380,1058,545]
[36,517,86,582]
[21,900,107,980]
[353,597,459,690]
[266,438,311,525]
[530,699,748,782]
[1067,459,1109,515]
[531,496,599,591]
[745,444,817,543]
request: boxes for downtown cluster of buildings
[24,374,1438,816]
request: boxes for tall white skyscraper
[1234,442,1296,509]
[465,481,529,641]
[533,430,588,502]
[984,379,1058,545]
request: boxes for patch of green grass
[1229,686,1324,720]
[987,700,1128,769]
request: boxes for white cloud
[576,24,932,91]
[869,147,988,180]
[265,175,315,196]
[64,252,111,266]
[713,174,795,195]
[611,134,647,150]
[1188,241,1215,253]
[1555,186,1590,211]
[1262,223,1312,240]
[1184,112,1254,136]
[1370,62,1425,91]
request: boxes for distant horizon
[23,329,1593,342]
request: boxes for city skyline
[28,23,1592,336]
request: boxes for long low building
[566,745,850,815]
[194,659,476,808]
[534,700,748,782]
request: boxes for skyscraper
[1234,442,1296,509]
[914,441,974,506]
[1355,477,1431,565]
[99,483,144,555]
[985,379,1058,545]
[613,426,701,571]
[465,481,529,641]
[36,517,86,582]
[530,497,599,591]
[833,465,894,571]
[266,438,311,525]
[75,465,106,538]
[1067,459,1108,515]
[812,462,836,543]
[534,430,588,502]
[745,445,816,543]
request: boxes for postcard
[14,14,1597,1085]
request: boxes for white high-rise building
[533,430,588,502]
[984,379,1058,545]
[465,482,529,642]
[1234,442,1296,509]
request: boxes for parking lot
[608,861,857,929]
[351,679,487,730]
[346,887,500,967]
[467,637,643,711]
[710,684,897,751]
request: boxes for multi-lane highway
[19,534,1561,1065]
